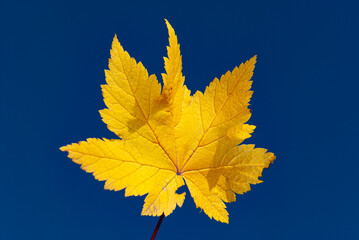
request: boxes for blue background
[1,0,358,239]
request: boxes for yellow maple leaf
[60,20,275,223]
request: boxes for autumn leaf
[60,20,275,223]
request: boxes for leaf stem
[151,213,165,240]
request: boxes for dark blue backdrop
[1,0,358,239]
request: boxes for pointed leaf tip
[59,146,67,152]
[164,19,175,35]
[252,55,257,62]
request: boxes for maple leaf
[60,20,275,223]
